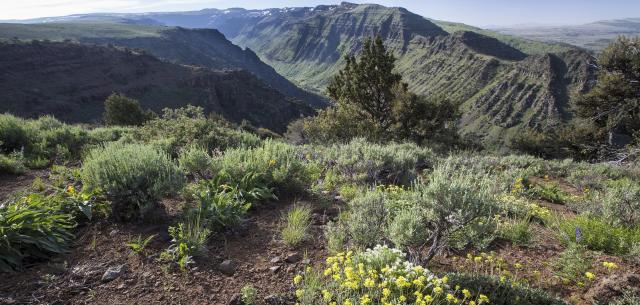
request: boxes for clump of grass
[281,205,312,247]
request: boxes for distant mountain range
[0,2,604,145]
[493,18,640,52]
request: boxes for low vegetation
[1,35,639,305]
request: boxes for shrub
[388,208,429,252]
[103,93,153,126]
[0,113,33,154]
[293,245,490,305]
[345,191,389,248]
[0,193,76,272]
[401,159,497,262]
[212,140,310,195]
[311,138,434,186]
[591,179,640,227]
[81,142,185,221]
[325,220,348,254]
[447,273,566,305]
[0,152,27,175]
[178,145,212,178]
[135,106,260,156]
[607,289,640,305]
[281,205,312,247]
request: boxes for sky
[1,0,639,27]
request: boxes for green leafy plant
[196,184,251,230]
[127,234,156,256]
[282,205,313,247]
[497,217,533,247]
[553,243,593,284]
[165,211,210,270]
[211,140,310,195]
[557,215,640,255]
[0,194,76,272]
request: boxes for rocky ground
[1,171,639,305]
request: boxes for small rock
[285,252,301,263]
[117,283,127,290]
[102,265,125,282]
[228,294,242,305]
[301,258,311,265]
[109,229,118,237]
[269,266,281,273]
[219,260,236,276]
[270,256,281,264]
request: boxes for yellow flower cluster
[511,178,526,194]
[294,246,490,305]
[602,261,618,271]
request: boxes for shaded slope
[0,23,326,107]
[0,41,312,132]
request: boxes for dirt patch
[0,198,337,305]
[0,170,48,201]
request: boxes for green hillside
[197,3,594,146]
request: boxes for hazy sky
[2,0,639,26]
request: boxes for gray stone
[270,256,281,264]
[269,266,281,273]
[228,294,242,305]
[285,252,301,263]
[219,260,236,276]
[101,265,125,282]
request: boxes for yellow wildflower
[293,275,303,285]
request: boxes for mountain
[0,23,326,107]
[2,3,597,145]
[493,18,640,52]
[0,40,312,132]
[64,2,593,145]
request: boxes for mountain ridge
[0,3,598,145]
[0,40,313,132]
[0,22,326,107]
